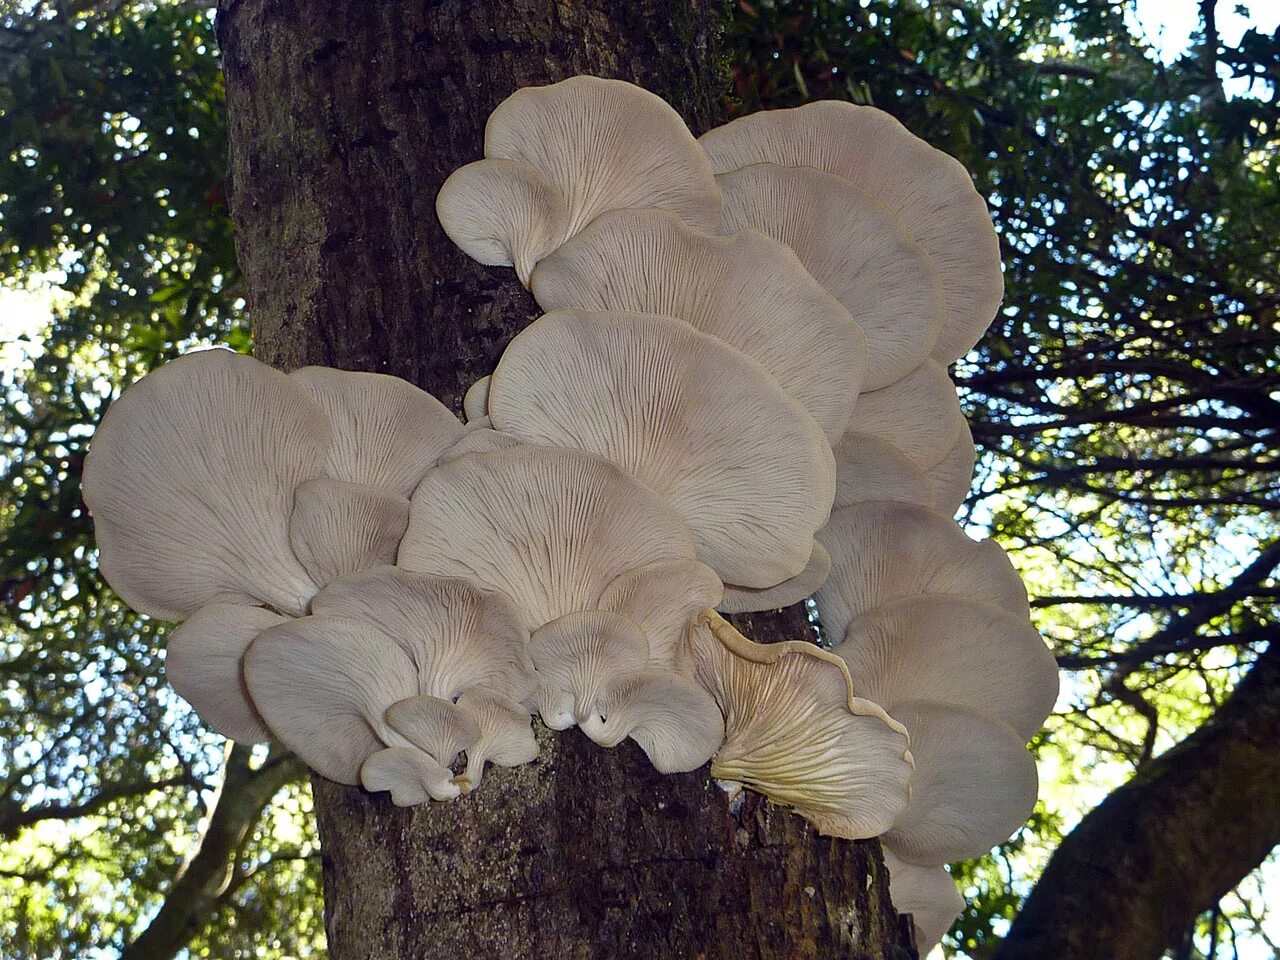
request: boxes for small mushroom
[164,603,285,743]
[883,849,965,953]
[597,558,724,665]
[845,359,965,472]
[579,671,724,773]
[714,162,944,390]
[360,745,460,804]
[82,349,329,620]
[287,479,410,588]
[718,540,830,614]
[455,688,538,788]
[699,101,1003,364]
[530,208,867,441]
[487,309,835,587]
[528,610,650,727]
[385,694,481,776]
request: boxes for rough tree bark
[216,2,911,959]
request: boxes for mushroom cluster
[82,77,1057,953]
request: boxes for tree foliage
[1,1,1276,957]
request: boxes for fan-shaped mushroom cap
[529,610,650,726]
[435,159,570,286]
[455,688,538,787]
[882,700,1039,865]
[815,501,1028,642]
[847,360,964,472]
[834,597,1058,740]
[926,418,976,516]
[718,540,830,614]
[82,349,328,620]
[690,613,912,839]
[462,375,491,423]
[579,672,724,773]
[699,101,1003,363]
[486,75,721,241]
[164,603,285,743]
[883,849,965,953]
[488,310,835,587]
[832,434,933,510]
[399,446,697,628]
[360,746,460,804]
[530,208,866,441]
[435,426,523,465]
[310,566,533,702]
[385,694,480,772]
[287,479,409,588]
[715,163,943,390]
[597,559,724,665]
[244,615,417,784]
[289,366,463,499]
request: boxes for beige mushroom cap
[834,596,1059,740]
[310,566,534,702]
[488,309,835,587]
[455,688,538,788]
[699,101,1003,363]
[530,208,867,441]
[579,671,725,773]
[691,613,912,839]
[816,501,1029,642]
[926,418,977,517]
[434,426,523,466]
[718,540,830,614]
[485,76,721,240]
[399,446,697,629]
[82,349,329,620]
[385,694,480,774]
[882,700,1039,865]
[529,610,650,727]
[287,479,409,589]
[164,603,285,743]
[714,163,943,390]
[832,434,933,510]
[883,849,965,953]
[597,559,724,665]
[289,365,463,499]
[846,359,965,472]
[462,375,491,424]
[360,746,460,805]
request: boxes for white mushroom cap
[834,596,1058,740]
[82,349,329,619]
[462,375,491,423]
[714,163,943,390]
[289,366,464,499]
[435,159,570,285]
[882,849,965,953]
[597,559,724,665]
[832,434,933,510]
[926,418,976,516]
[485,75,721,240]
[164,603,285,743]
[846,359,964,472]
[243,615,417,784]
[718,540,830,614]
[529,681,576,732]
[360,745,460,804]
[882,700,1039,865]
[434,426,524,466]
[690,613,912,839]
[699,101,1003,363]
[310,566,534,702]
[287,479,409,588]
[488,310,835,587]
[385,694,480,772]
[815,501,1029,642]
[579,671,724,773]
[399,446,698,628]
[455,688,538,788]
[530,208,867,441]
[528,610,650,726]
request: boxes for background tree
[1,0,1276,958]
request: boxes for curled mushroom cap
[164,603,285,743]
[455,688,538,788]
[927,418,977,517]
[597,559,724,665]
[361,746,460,805]
[579,671,724,773]
[834,596,1058,740]
[715,163,943,390]
[244,615,417,785]
[882,700,1039,865]
[488,310,835,587]
[816,501,1029,642]
[529,610,650,726]
[462,375,491,424]
[846,359,964,472]
[718,539,830,614]
[485,76,721,240]
[690,613,912,839]
[287,479,409,589]
[883,849,965,953]
[82,349,329,620]
[530,208,867,441]
[699,101,1003,363]
[289,365,463,499]
[832,434,933,510]
[385,694,480,774]
[310,566,533,702]
[399,446,697,628]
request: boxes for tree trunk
[216,2,911,957]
